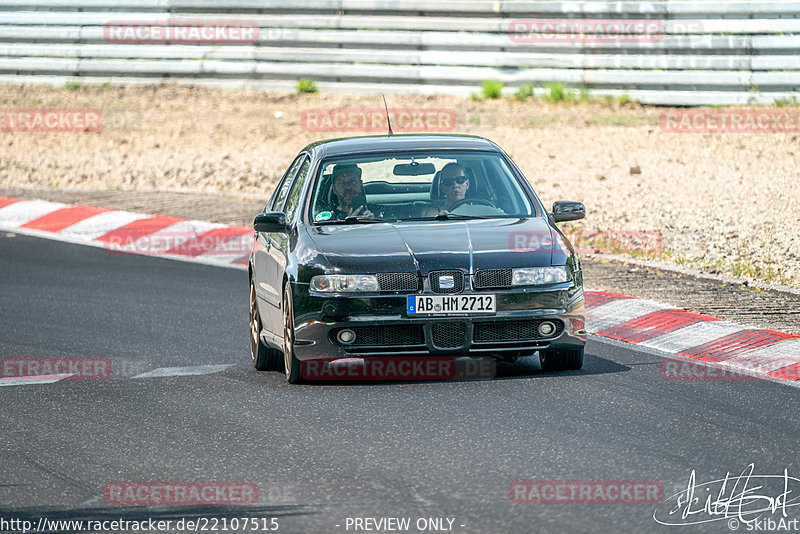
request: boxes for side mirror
[552,201,585,223]
[254,212,288,233]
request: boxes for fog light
[538,321,556,337]
[337,329,356,344]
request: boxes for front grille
[332,325,424,346]
[377,272,420,292]
[431,322,466,349]
[473,320,564,342]
[474,268,513,289]
[429,270,464,293]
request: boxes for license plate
[407,294,496,315]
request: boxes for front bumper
[287,281,586,361]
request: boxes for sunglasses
[441,176,468,187]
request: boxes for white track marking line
[78,495,104,507]
[0,199,66,227]
[58,210,149,241]
[586,298,672,332]
[639,321,747,353]
[0,374,73,386]
[132,364,233,379]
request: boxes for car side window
[283,158,311,223]
[269,155,304,212]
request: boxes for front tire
[539,348,584,371]
[282,284,302,383]
[250,279,281,371]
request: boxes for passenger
[425,162,470,217]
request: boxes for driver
[328,163,374,220]
[425,162,470,217]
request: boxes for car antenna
[382,94,394,136]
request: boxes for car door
[261,155,311,333]
[253,155,304,328]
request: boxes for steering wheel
[448,198,496,211]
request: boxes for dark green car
[249,134,586,383]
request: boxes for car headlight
[512,266,569,286]
[310,274,379,293]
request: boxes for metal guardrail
[0,1,798,105]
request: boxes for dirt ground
[1,84,798,287]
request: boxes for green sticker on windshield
[315,211,332,221]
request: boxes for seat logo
[439,275,455,289]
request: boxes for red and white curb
[0,196,252,269]
[2,196,798,387]
[586,291,800,385]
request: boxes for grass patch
[774,95,799,107]
[65,81,82,90]
[513,83,535,100]
[296,79,318,94]
[481,80,504,99]
[544,83,566,102]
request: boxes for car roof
[300,134,502,158]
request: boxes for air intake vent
[474,320,564,342]
[377,272,420,292]
[332,325,424,346]
[431,322,466,349]
[474,268,513,289]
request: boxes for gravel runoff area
[2,187,798,334]
[1,84,799,290]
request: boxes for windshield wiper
[431,213,492,221]
[318,216,394,225]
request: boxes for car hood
[306,218,569,275]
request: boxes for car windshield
[309,151,537,224]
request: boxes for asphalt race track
[1,233,798,533]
